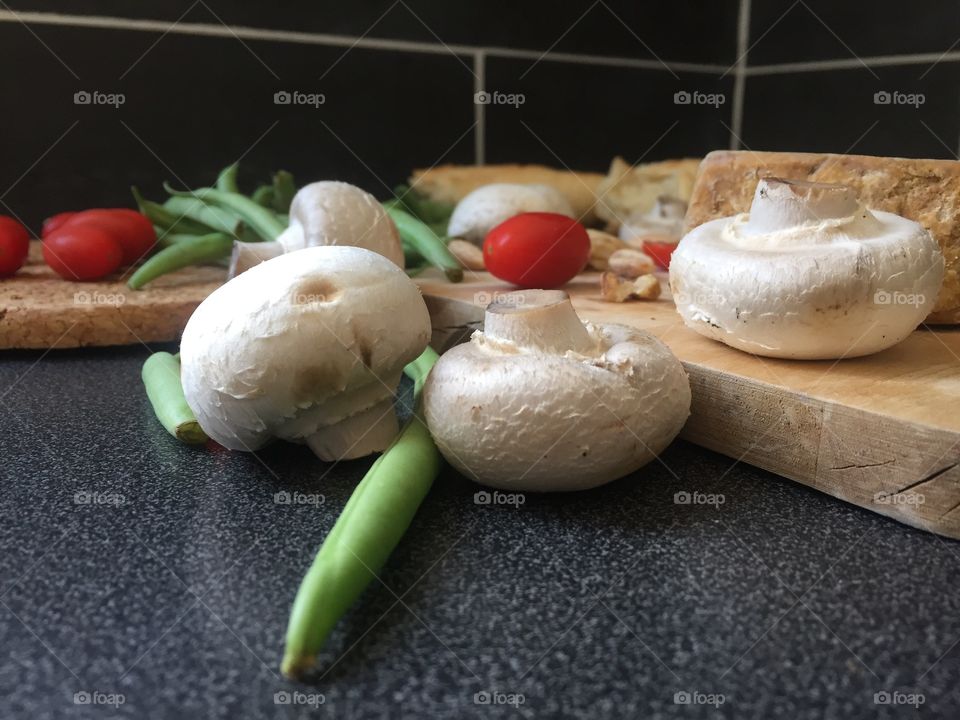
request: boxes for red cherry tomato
[0,215,30,277]
[483,212,590,288]
[41,211,78,238]
[43,226,123,281]
[62,209,156,265]
[643,239,679,270]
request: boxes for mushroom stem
[742,177,859,236]
[481,289,595,354]
[305,398,400,462]
[228,240,283,279]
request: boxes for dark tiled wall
[0,1,957,230]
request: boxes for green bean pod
[132,187,213,236]
[281,347,442,678]
[272,170,297,213]
[128,233,233,289]
[216,163,240,193]
[384,204,463,282]
[164,183,286,242]
[141,352,207,445]
[163,196,242,236]
[251,185,275,208]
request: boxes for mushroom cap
[423,292,690,491]
[280,181,404,267]
[180,245,431,452]
[670,179,945,359]
[447,183,575,244]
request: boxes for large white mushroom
[229,181,403,276]
[181,245,431,461]
[447,183,574,245]
[423,290,690,492]
[670,178,945,359]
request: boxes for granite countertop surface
[1,345,959,719]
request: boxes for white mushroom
[669,177,945,359]
[618,195,687,246]
[181,245,431,461]
[447,183,574,245]
[423,290,690,492]
[229,181,403,277]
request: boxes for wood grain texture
[417,270,960,538]
[0,242,224,349]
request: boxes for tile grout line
[729,0,751,150]
[746,51,960,75]
[473,50,486,165]
[3,10,960,76]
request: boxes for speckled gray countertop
[1,345,959,719]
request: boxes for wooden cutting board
[0,242,224,349]
[416,270,960,539]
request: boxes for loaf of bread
[684,150,960,324]
[409,164,605,224]
[595,157,702,228]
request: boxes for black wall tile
[483,58,733,171]
[0,24,474,231]
[749,0,960,65]
[740,63,960,159]
[5,0,740,65]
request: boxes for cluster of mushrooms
[179,175,944,492]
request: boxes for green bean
[272,170,296,214]
[216,163,240,193]
[128,233,233,290]
[163,196,242,236]
[155,229,205,249]
[142,352,207,445]
[392,184,455,227]
[164,183,286,242]
[251,185,275,208]
[384,204,463,282]
[131,187,212,236]
[281,347,442,678]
